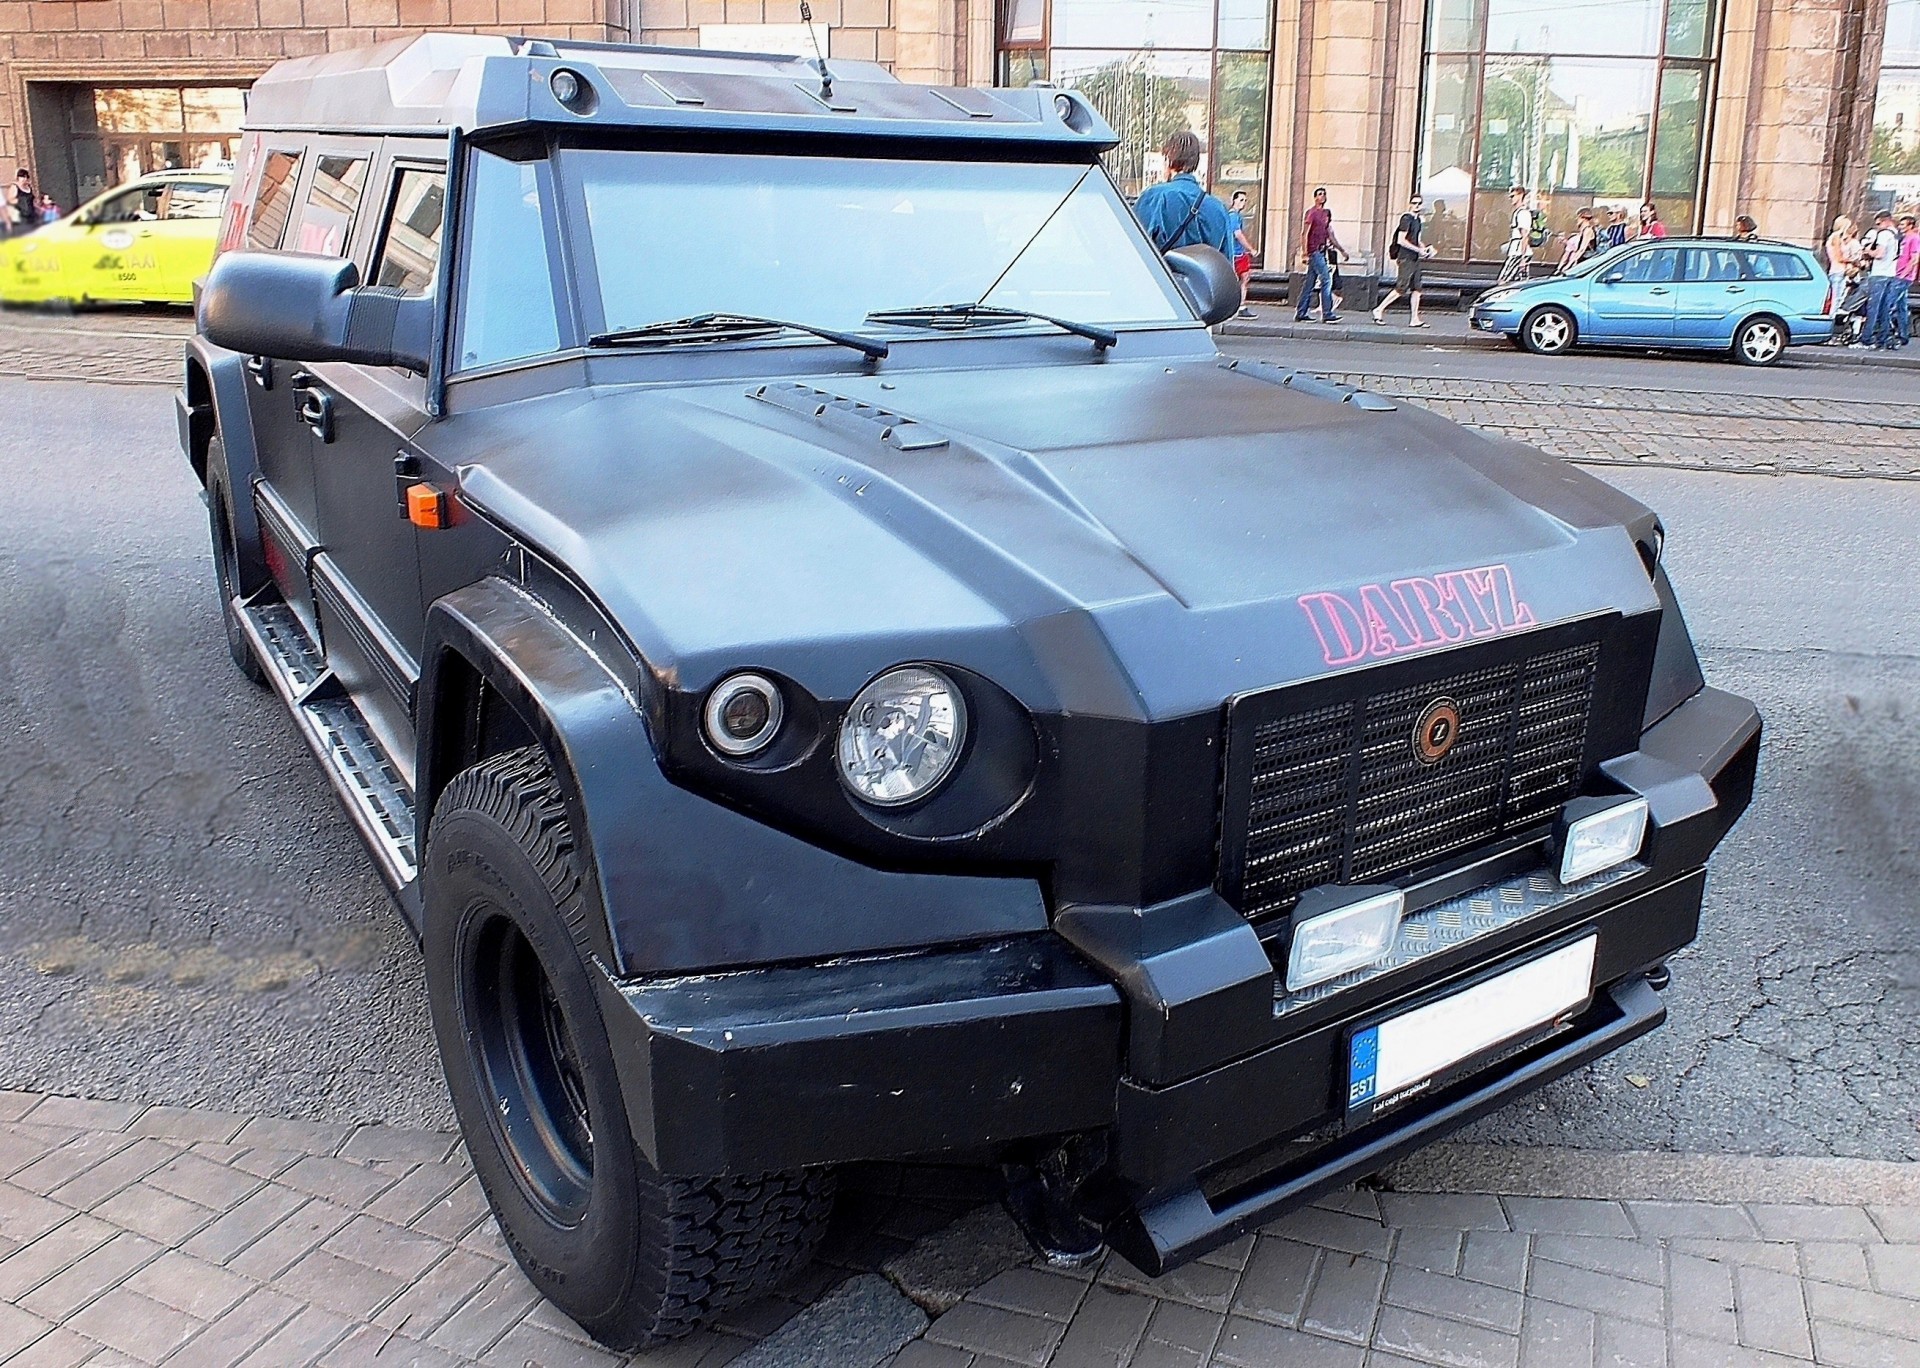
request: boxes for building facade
[1,0,1907,266]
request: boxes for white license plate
[1346,936,1597,1111]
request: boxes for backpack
[1527,214,1549,249]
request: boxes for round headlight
[838,666,968,807]
[704,673,783,757]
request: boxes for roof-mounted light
[550,68,597,115]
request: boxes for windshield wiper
[588,313,888,360]
[864,303,1117,351]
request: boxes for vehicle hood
[449,355,1661,719]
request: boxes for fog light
[704,673,783,757]
[1285,885,1404,992]
[1554,796,1649,884]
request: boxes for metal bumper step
[237,599,419,893]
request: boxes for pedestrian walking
[5,168,34,238]
[1294,185,1346,322]
[1894,213,1918,348]
[1132,131,1234,259]
[1858,209,1904,349]
[1496,187,1535,285]
[1558,207,1598,272]
[1637,202,1667,239]
[1601,206,1630,250]
[1733,214,1759,241]
[1227,189,1257,317]
[1372,191,1435,327]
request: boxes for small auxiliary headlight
[549,68,595,113]
[1285,885,1405,992]
[838,665,967,807]
[1554,796,1649,884]
[703,673,783,757]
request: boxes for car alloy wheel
[1736,317,1784,366]
[1523,306,1574,355]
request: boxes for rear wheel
[1732,314,1786,366]
[424,748,834,1350]
[1520,305,1576,355]
[206,437,267,687]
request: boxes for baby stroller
[1830,275,1868,346]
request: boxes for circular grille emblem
[1413,697,1463,764]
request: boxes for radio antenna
[798,1,834,98]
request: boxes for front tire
[1732,314,1786,366]
[424,748,834,1350]
[206,437,267,687]
[1520,305,1576,355]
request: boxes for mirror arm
[342,287,433,374]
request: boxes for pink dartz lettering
[1299,564,1536,667]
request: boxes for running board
[235,597,420,898]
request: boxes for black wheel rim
[462,912,595,1224]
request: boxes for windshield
[567,150,1191,337]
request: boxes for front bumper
[594,684,1757,1259]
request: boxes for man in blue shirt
[1133,131,1233,259]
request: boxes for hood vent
[749,381,950,452]
[1223,358,1397,411]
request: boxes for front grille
[1220,632,1602,924]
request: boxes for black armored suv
[181,33,1759,1350]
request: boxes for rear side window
[293,155,368,256]
[163,181,225,220]
[246,150,302,250]
[372,167,447,295]
[1744,251,1812,281]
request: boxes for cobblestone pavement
[2,1090,1916,1368]
[0,307,190,387]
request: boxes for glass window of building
[998,0,1272,252]
[1417,0,1719,261]
[67,85,245,202]
[1871,0,1920,218]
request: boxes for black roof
[242,33,1117,153]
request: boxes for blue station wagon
[1470,238,1834,365]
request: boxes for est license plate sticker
[1346,936,1597,1113]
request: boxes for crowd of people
[1823,211,1918,350]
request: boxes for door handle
[1725,285,1746,293]
[298,387,335,444]
[244,355,273,390]
[1648,287,1670,295]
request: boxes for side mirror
[1601,271,1626,285]
[199,250,433,374]
[1165,245,1241,326]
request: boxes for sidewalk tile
[19,1230,164,1320]
[1801,1243,1873,1290]
[1140,1299,1225,1353]
[1460,1232,1530,1293]
[1518,1301,1594,1368]
[480,1319,626,1367]
[925,1302,1064,1366]
[1809,1319,1920,1368]
[180,1182,308,1264]
[1373,1304,1519,1368]
[1315,1188,1383,1222]
[371,1247,502,1338]
[23,1096,146,1133]
[67,1286,203,1363]
[1627,1203,1759,1241]
[319,1322,475,1367]
[128,1107,249,1146]
[1302,1253,1388,1344]
[1669,1334,1812,1368]
[1668,1251,1737,1341]
[231,1115,354,1156]
[226,1198,356,1280]
[889,1342,974,1368]
[1044,1284,1151,1368]
[1530,1235,1664,1286]
[1595,1315,1666,1368]
[1214,1317,1366,1367]
[337,1127,459,1165]
[278,1155,401,1208]
[1863,1243,1920,1299]
[366,1164,470,1228]
[1502,1198,1635,1239]
[46,1135,180,1211]
[1746,1205,1882,1244]
[93,1181,217,1246]
[0,1301,57,1358]
[0,1212,118,1299]
[1200,1234,1256,1272]
[168,1286,304,1367]
[227,1147,303,1181]
[242,1303,357,1365]
[1391,1226,1463,1275]
[1231,1235,1317,1325]
[1527,1259,1665,1327]
[1732,1264,1813,1359]
[322,1213,448,1281]
[1099,1255,1238,1313]
[1667,1240,1800,1275]
[145,1152,263,1210]
[0,1091,45,1124]
[1265,1205,1394,1260]
[1804,1279,1920,1339]
[0,1128,59,1183]
[1129,1341,1205,1368]
[969,1266,1087,1323]
[9,1132,138,1198]
[1385,1264,1525,1333]
[1865,1207,1920,1243]
[5,1324,97,1368]
[276,1246,407,1320]
[426,1264,543,1357]
[409,1174,491,1242]
[1380,1193,1511,1233]
[125,1249,255,1319]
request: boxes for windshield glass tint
[571,150,1189,335]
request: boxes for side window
[88,186,157,223]
[163,182,226,220]
[1683,249,1744,282]
[247,149,303,250]
[1621,249,1678,284]
[1752,251,1811,281]
[372,167,447,295]
[456,151,560,370]
[294,154,368,256]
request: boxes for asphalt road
[0,352,1914,1161]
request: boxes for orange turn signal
[407,482,448,529]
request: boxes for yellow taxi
[1,169,230,307]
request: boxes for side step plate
[236,598,420,893]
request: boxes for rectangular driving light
[1285,885,1405,992]
[1554,796,1650,884]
